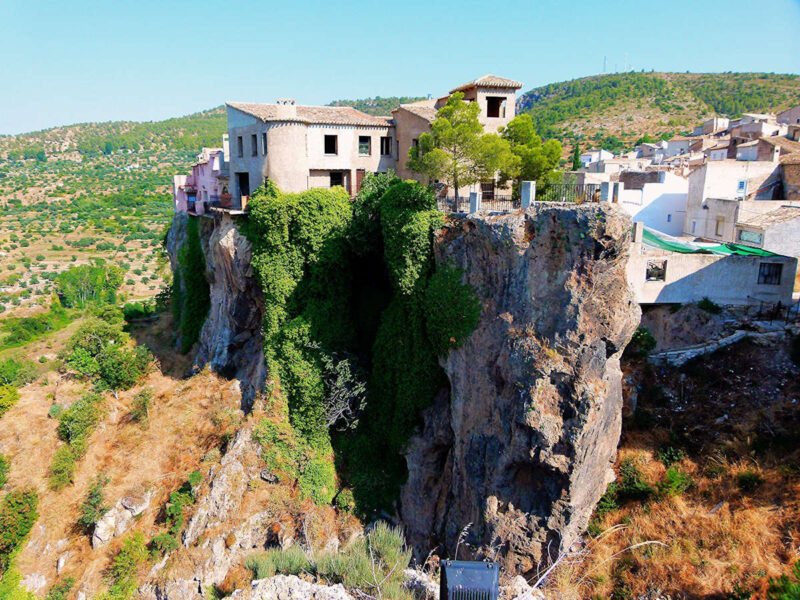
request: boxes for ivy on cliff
[173,217,210,353]
[243,175,481,513]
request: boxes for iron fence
[436,195,520,213]
[537,183,601,203]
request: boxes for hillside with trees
[327,96,426,115]
[518,71,800,153]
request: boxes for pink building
[173,141,230,215]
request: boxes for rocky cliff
[400,205,640,573]
[167,212,266,410]
[168,204,639,576]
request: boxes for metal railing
[436,195,520,214]
[537,183,601,203]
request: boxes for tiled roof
[780,153,800,165]
[760,136,800,154]
[738,206,800,228]
[395,100,438,122]
[450,74,523,93]
[227,102,392,127]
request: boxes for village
[172,75,800,320]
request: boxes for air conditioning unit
[440,560,499,600]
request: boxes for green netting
[641,228,779,257]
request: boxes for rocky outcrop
[400,205,640,574]
[232,576,353,600]
[92,490,153,548]
[167,213,266,410]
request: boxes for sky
[1,0,799,135]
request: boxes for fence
[536,183,601,203]
[436,195,520,213]
[755,300,800,324]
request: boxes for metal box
[440,560,499,600]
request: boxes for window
[738,229,763,245]
[358,136,371,156]
[324,135,338,155]
[412,138,419,149]
[715,217,724,236]
[486,96,506,118]
[262,132,267,155]
[691,220,697,234]
[380,136,392,156]
[667,214,672,223]
[758,262,782,285]
[480,181,495,200]
[646,260,667,281]
[251,134,258,157]
[237,136,243,158]
[330,171,344,187]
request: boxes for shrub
[103,532,149,599]
[65,319,128,364]
[130,388,152,423]
[0,489,39,573]
[618,458,655,502]
[78,475,110,532]
[245,545,311,579]
[96,345,152,391]
[0,385,20,418]
[658,467,693,497]
[122,301,156,322]
[0,358,36,387]
[44,577,74,600]
[47,404,64,419]
[298,457,336,505]
[766,561,800,599]
[0,454,8,488]
[149,533,178,556]
[57,392,105,450]
[656,446,686,467]
[316,522,411,599]
[627,326,657,357]
[697,296,722,314]
[737,470,764,492]
[423,265,481,355]
[49,446,77,490]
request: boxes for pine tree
[571,144,581,171]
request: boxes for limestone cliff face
[400,205,640,574]
[167,213,266,410]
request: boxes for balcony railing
[436,195,520,214]
[537,183,601,203]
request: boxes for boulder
[92,490,152,549]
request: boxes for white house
[579,148,613,168]
[617,171,688,236]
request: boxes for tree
[498,114,562,195]
[407,92,519,210]
[571,143,581,171]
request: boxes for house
[691,116,730,136]
[705,140,730,161]
[392,74,523,187]
[627,223,797,306]
[664,135,695,158]
[579,148,614,168]
[683,159,784,240]
[225,99,395,203]
[735,136,800,162]
[778,104,800,126]
[782,154,800,200]
[617,171,688,236]
[635,142,665,161]
[734,205,800,258]
[789,124,800,142]
[173,144,229,214]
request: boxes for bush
[0,454,8,488]
[96,345,152,391]
[298,457,336,505]
[44,577,74,600]
[49,446,77,490]
[149,533,179,556]
[656,446,686,467]
[122,301,156,322]
[130,388,152,423]
[423,266,481,357]
[0,358,37,387]
[737,470,764,492]
[658,467,693,497]
[697,296,722,314]
[617,458,655,502]
[316,522,411,599]
[78,475,109,532]
[766,561,800,599]
[0,385,20,418]
[627,326,657,357]
[0,489,39,573]
[245,545,311,579]
[103,532,149,599]
[57,392,105,450]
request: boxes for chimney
[274,98,297,120]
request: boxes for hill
[518,72,800,152]
[327,95,426,115]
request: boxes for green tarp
[642,227,778,257]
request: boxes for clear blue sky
[1,0,799,135]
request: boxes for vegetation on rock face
[0,489,38,575]
[242,174,479,514]
[98,532,149,600]
[49,391,106,489]
[173,216,210,353]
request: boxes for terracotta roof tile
[227,102,392,127]
[450,74,523,93]
[738,206,800,228]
